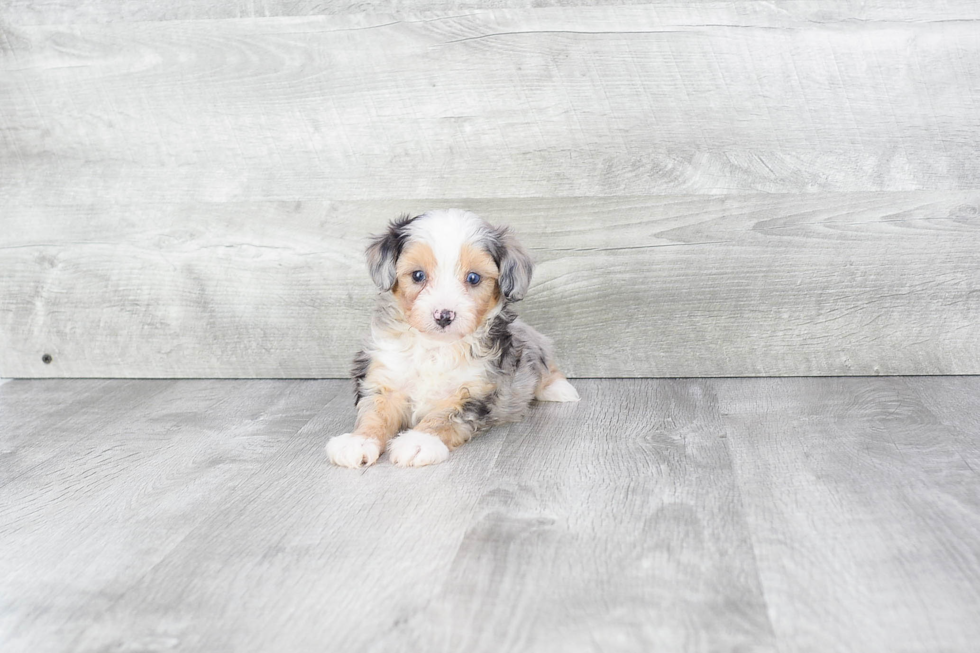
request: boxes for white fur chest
[369,328,490,418]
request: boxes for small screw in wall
[42,354,52,364]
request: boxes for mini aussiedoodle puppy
[327,208,579,468]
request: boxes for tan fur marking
[459,243,501,326]
[353,380,410,446]
[392,242,437,317]
[415,383,494,449]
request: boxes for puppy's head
[366,209,532,340]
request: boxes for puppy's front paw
[387,430,450,468]
[326,433,382,468]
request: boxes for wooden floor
[2,378,979,652]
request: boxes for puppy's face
[366,210,533,341]
[393,239,499,340]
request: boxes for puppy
[326,209,579,468]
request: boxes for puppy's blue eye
[466,272,481,285]
[412,270,426,283]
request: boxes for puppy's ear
[495,227,534,302]
[365,214,415,291]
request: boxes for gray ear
[495,227,534,302]
[365,214,415,291]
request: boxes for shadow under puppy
[327,209,579,468]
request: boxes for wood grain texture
[3,377,980,651]
[717,377,980,653]
[2,193,979,378]
[3,5,980,203]
[0,379,331,652]
[5,1,980,26]
[379,379,775,653]
[904,376,980,473]
[4,3,980,378]
[0,378,776,653]
[2,0,587,23]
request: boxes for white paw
[387,430,450,468]
[536,378,581,402]
[326,433,382,468]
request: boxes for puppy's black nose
[434,309,455,328]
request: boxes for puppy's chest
[374,341,489,406]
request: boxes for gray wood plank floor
[1,377,978,652]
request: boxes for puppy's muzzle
[433,309,456,328]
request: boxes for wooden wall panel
[2,3,979,377]
[5,1,980,25]
[2,194,978,378]
[2,6,980,205]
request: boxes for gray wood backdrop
[2,2,979,378]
